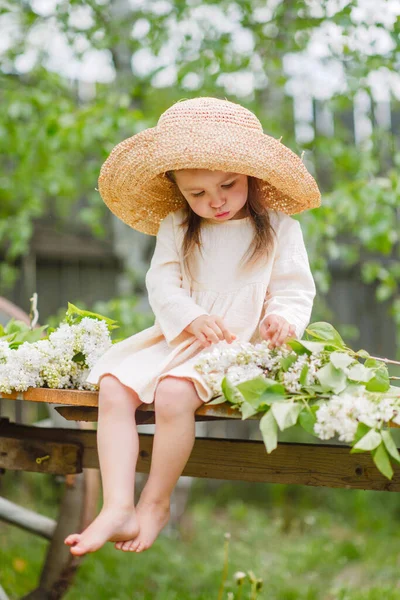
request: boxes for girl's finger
[214,317,236,343]
[203,325,223,344]
[277,323,291,347]
[270,323,284,346]
[200,333,211,347]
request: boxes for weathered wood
[1,388,99,407]
[54,405,242,424]
[0,497,56,540]
[0,432,82,475]
[0,388,252,420]
[3,388,399,428]
[1,420,400,491]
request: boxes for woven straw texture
[98,97,321,235]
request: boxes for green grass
[2,473,400,599]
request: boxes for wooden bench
[2,385,400,600]
[2,387,400,492]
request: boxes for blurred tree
[0,0,399,350]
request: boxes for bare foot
[114,500,170,553]
[64,506,139,556]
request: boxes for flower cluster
[195,339,324,397]
[0,317,111,394]
[194,322,400,480]
[281,351,322,393]
[194,340,291,396]
[314,392,400,443]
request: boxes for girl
[64,97,320,556]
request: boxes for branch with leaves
[194,322,400,481]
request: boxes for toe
[130,539,140,552]
[114,541,123,550]
[64,534,80,546]
[120,541,132,552]
[69,543,88,556]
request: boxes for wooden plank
[0,433,82,475]
[2,388,399,429]
[54,406,243,424]
[0,388,250,420]
[1,420,400,491]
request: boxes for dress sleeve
[261,213,316,339]
[145,212,209,345]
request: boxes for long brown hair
[165,171,277,283]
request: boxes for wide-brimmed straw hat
[98,96,321,235]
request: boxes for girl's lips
[215,211,230,218]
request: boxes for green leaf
[365,369,390,392]
[258,392,288,407]
[330,352,355,370]
[286,339,310,355]
[65,302,119,330]
[241,401,258,420]
[221,377,245,405]
[371,442,393,480]
[350,429,382,453]
[299,364,309,386]
[280,354,298,371]
[381,429,400,464]
[296,340,326,354]
[316,363,348,394]
[298,405,319,437]
[259,410,278,453]
[271,401,303,431]
[303,384,326,395]
[352,422,372,446]
[237,376,271,403]
[206,395,228,405]
[72,351,86,364]
[305,322,345,347]
[356,349,371,359]
[364,358,385,369]
[347,363,374,383]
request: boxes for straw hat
[98,96,321,235]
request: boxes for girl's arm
[145,212,209,345]
[261,214,316,340]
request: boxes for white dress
[85,208,316,404]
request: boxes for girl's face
[172,169,249,222]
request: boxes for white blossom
[0,317,112,393]
[314,391,400,443]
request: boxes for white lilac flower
[195,340,323,397]
[314,391,400,443]
[0,317,112,393]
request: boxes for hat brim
[98,126,320,235]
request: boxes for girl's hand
[259,314,296,350]
[185,314,237,348]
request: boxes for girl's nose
[210,193,227,208]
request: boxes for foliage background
[1,0,399,354]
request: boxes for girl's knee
[154,376,200,419]
[99,374,142,408]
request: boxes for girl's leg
[64,374,143,555]
[117,376,202,553]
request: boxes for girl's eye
[191,181,235,198]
